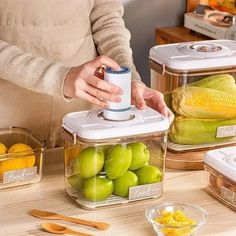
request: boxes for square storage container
[0,127,46,189]
[150,39,236,152]
[204,146,236,211]
[62,106,169,210]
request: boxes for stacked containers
[150,39,236,152]
[62,107,169,209]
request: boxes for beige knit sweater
[0,0,140,147]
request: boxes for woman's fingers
[84,83,121,103]
[79,90,108,108]
[132,93,146,109]
[91,55,120,71]
[132,84,173,121]
[86,74,123,95]
[63,56,124,108]
[131,81,146,108]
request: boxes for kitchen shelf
[155,26,211,45]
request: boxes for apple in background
[113,171,138,197]
[128,142,150,170]
[82,176,114,201]
[134,165,162,185]
[73,147,105,179]
[104,144,132,180]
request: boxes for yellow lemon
[0,143,8,180]
[0,143,35,180]
[0,143,7,155]
[8,143,36,167]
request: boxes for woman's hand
[63,56,123,108]
[131,80,174,123]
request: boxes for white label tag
[128,182,162,200]
[216,125,236,138]
[3,166,37,184]
[220,186,236,205]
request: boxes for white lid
[150,39,236,71]
[62,106,169,140]
[204,146,236,182]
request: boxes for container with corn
[150,39,236,152]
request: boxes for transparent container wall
[64,131,168,210]
[151,68,236,151]
[0,127,46,189]
[204,164,236,211]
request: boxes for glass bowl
[145,202,208,236]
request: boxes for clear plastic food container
[62,106,169,210]
[150,39,236,152]
[0,127,46,189]
[204,146,236,211]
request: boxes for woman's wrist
[131,79,146,86]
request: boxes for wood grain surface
[155,26,211,45]
[0,148,236,236]
[166,150,205,170]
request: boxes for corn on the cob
[169,116,236,145]
[190,74,236,94]
[172,86,236,119]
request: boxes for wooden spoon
[41,222,94,236]
[30,209,109,230]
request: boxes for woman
[0,0,173,147]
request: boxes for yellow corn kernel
[155,210,196,236]
[172,86,236,119]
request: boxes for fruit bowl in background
[145,203,208,236]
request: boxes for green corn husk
[169,116,236,145]
[191,73,236,94]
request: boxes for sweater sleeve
[0,40,71,97]
[90,0,141,81]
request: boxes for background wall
[121,0,186,86]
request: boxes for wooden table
[1,148,236,236]
[155,26,211,45]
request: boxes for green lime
[128,142,150,170]
[134,165,162,185]
[113,171,138,197]
[73,147,105,179]
[104,144,132,179]
[83,176,114,201]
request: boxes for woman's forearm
[91,0,141,81]
[0,40,70,97]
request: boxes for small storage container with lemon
[0,127,46,189]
